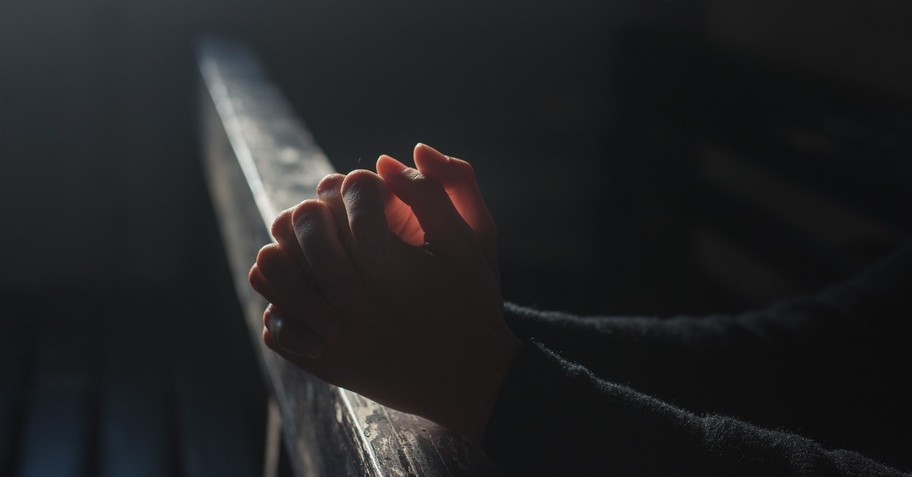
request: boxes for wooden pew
[197,38,497,477]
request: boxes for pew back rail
[198,38,496,476]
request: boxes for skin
[249,143,521,444]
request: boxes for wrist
[437,329,522,445]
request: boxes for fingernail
[417,143,449,163]
[268,311,325,358]
[266,312,284,345]
[377,155,406,174]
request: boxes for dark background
[1,1,911,475]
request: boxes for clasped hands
[249,143,521,444]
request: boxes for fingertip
[255,243,281,265]
[262,303,274,326]
[248,263,262,288]
[340,169,384,197]
[263,307,326,359]
[291,199,327,229]
[270,208,294,241]
[340,170,392,266]
[262,325,274,348]
[316,173,345,197]
[376,154,407,177]
[253,244,299,296]
[248,264,272,299]
[414,142,449,165]
[249,261,286,306]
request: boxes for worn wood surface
[198,38,498,477]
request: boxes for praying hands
[248,143,521,444]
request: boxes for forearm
[483,341,909,476]
[502,241,912,436]
[504,299,858,425]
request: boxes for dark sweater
[484,240,912,476]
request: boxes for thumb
[412,143,497,243]
[376,155,474,252]
[412,143,499,278]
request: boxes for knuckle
[342,174,387,222]
[256,243,278,262]
[271,209,293,240]
[255,244,286,270]
[292,200,325,232]
[316,173,345,196]
[247,263,260,284]
[342,170,383,197]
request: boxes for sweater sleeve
[501,240,912,446]
[482,340,910,476]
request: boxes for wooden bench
[198,38,498,477]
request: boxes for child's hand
[249,144,520,444]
